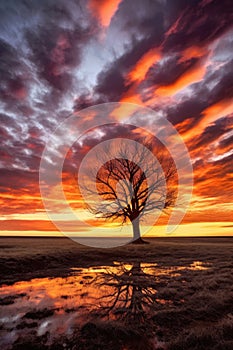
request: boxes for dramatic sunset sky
[0,0,232,237]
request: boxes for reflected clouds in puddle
[0,260,211,348]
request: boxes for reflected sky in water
[0,261,210,348]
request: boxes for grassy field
[0,236,233,349]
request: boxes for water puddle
[0,261,210,348]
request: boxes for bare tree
[80,140,177,244]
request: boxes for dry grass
[0,236,233,349]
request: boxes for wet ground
[0,237,233,349]
[0,260,211,349]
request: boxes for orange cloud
[120,88,142,105]
[154,43,210,98]
[155,60,207,97]
[110,102,140,121]
[201,99,233,126]
[0,219,58,231]
[88,0,122,27]
[126,48,161,83]
[118,49,161,105]
[215,138,233,155]
[0,192,44,215]
[179,45,209,62]
[182,99,233,142]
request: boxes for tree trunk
[132,217,140,241]
[132,218,149,244]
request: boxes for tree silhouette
[81,140,177,244]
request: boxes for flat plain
[0,236,233,349]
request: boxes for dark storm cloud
[164,0,199,23]
[94,0,167,102]
[73,93,98,111]
[218,133,233,152]
[0,0,96,204]
[0,0,96,116]
[145,55,200,87]
[0,39,30,110]
[0,133,44,172]
[94,0,233,105]
[95,66,129,102]
[0,168,39,191]
[0,113,22,133]
[115,0,165,40]
[206,60,233,103]
[163,0,233,52]
[94,35,162,102]
[166,58,233,126]
[25,22,92,93]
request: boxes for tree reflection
[91,262,159,325]
[77,262,167,349]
